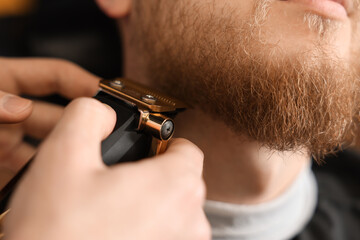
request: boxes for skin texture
[125,0,360,156]
[0,58,98,188]
[98,0,360,203]
[0,58,210,240]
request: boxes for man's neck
[174,109,310,204]
[176,109,310,204]
[123,36,310,205]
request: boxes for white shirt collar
[205,162,318,240]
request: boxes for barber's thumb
[0,91,33,123]
[38,98,116,168]
[48,98,116,146]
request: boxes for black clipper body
[95,91,152,165]
[95,78,187,165]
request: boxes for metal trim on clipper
[100,78,187,155]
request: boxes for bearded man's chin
[155,54,360,160]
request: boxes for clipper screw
[142,95,157,105]
[161,120,174,140]
[110,80,124,88]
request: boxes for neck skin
[122,27,311,205]
[175,110,310,204]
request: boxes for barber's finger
[0,142,35,172]
[152,138,204,177]
[0,141,35,190]
[0,58,99,98]
[23,101,64,139]
[0,142,35,189]
[187,211,211,240]
[37,98,116,169]
[0,124,23,159]
[0,91,33,124]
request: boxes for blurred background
[0,0,123,78]
[0,0,124,146]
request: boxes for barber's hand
[4,98,210,240]
[0,58,99,187]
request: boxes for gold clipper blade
[99,78,188,113]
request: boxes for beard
[130,0,360,159]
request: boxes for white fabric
[204,163,318,240]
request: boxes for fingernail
[2,95,32,114]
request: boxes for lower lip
[282,0,348,20]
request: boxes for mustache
[256,0,360,16]
[254,0,360,38]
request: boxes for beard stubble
[130,0,360,159]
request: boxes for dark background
[0,0,123,78]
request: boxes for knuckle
[170,138,204,171]
[53,59,85,80]
[0,127,22,155]
[177,176,204,201]
[52,58,77,70]
[195,221,212,240]
[50,59,81,80]
[197,180,207,200]
[177,138,204,160]
[192,180,206,204]
[181,176,198,192]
